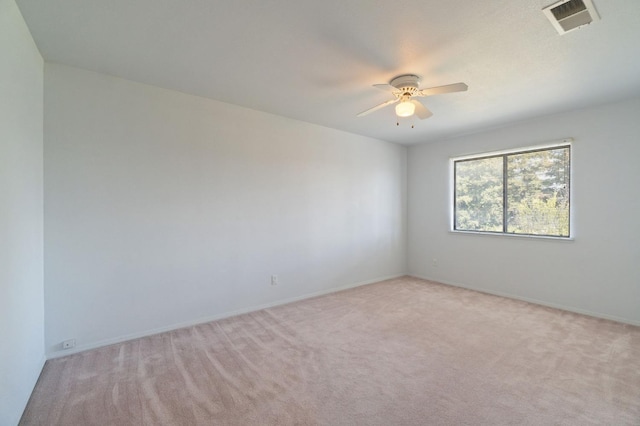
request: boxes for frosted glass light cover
[395,101,415,117]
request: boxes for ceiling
[16,0,640,145]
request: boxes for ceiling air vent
[543,0,600,35]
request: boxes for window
[453,142,571,238]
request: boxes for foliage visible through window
[454,145,570,237]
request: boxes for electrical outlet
[271,275,279,286]
[432,258,438,267]
[62,339,76,349]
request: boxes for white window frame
[449,138,574,240]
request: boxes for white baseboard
[14,354,46,425]
[409,274,640,327]
[47,274,407,359]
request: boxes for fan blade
[356,98,399,117]
[412,100,433,119]
[417,82,468,97]
[373,83,396,92]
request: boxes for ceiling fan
[357,74,468,119]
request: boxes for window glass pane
[506,147,570,236]
[455,157,504,232]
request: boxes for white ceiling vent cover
[543,0,600,34]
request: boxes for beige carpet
[20,277,640,425]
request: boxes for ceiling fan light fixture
[395,101,415,117]
[357,74,467,119]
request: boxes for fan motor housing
[390,74,420,95]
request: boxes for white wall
[44,63,407,357]
[408,97,640,325]
[0,0,45,424]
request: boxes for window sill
[449,230,574,241]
